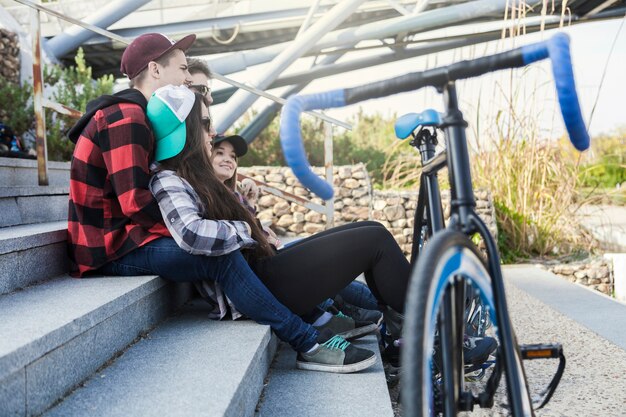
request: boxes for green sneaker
[296,330,377,373]
[314,312,378,341]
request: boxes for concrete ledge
[504,265,626,350]
[43,300,278,417]
[0,188,69,227]
[0,222,68,295]
[0,275,190,417]
[0,157,70,187]
[256,334,394,417]
[0,221,66,255]
[0,186,69,198]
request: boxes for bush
[0,48,114,161]
[236,109,388,183]
[579,128,626,190]
[0,75,33,136]
[44,48,114,161]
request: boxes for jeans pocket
[109,261,153,276]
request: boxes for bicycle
[279,33,585,416]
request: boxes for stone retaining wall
[546,259,614,296]
[0,29,20,84]
[239,164,497,256]
[0,28,21,129]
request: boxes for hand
[263,224,281,248]
[239,178,259,205]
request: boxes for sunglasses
[190,84,210,96]
[201,117,212,134]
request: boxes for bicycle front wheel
[402,229,497,417]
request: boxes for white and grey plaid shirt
[150,168,256,319]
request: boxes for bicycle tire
[402,229,498,417]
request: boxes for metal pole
[324,121,334,229]
[207,0,540,77]
[296,0,321,38]
[45,0,150,59]
[210,72,351,130]
[214,0,366,133]
[31,6,48,186]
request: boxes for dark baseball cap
[120,33,196,79]
[212,134,248,157]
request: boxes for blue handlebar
[521,33,590,151]
[281,33,590,200]
[280,89,345,200]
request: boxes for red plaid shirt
[68,93,170,276]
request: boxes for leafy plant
[0,48,114,161]
[44,48,114,160]
[236,109,387,183]
[0,75,34,135]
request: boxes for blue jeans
[318,280,380,311]
[99,237,318,352]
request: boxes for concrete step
[0,186,69,228]
[256,334,394,417]
[0,157,70,187]
[0,274,191,417]
[42,300,278,417]
[0,221,67,295]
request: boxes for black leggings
[251,221,411,316]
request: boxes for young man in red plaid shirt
[67,33,196,276]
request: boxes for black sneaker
[314,311,378,341]
[332,296,384,327]
[463,335,497,366]
[296,329,377,373]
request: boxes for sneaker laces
[322,335,350,351]
[336,311,348,319]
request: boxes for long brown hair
[158,93,274,259]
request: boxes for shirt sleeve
[97,105,165,228]
[150,171,257,256]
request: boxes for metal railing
[15,0,349,228]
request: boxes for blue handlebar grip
[522,33,590,151]
[280,89,346,200]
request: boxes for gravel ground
[388,280,626,416]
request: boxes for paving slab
[44,300,278,417]
[505,265,626,350]
[256,334,393,417]
[466,266,626,416]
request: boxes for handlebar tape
[280,90,346,200]
[521,33,590,151]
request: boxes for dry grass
[378,0,598,259]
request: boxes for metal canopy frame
[4,0,623,194]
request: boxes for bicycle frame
[412,81,534,415]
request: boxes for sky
[209,17,626,143]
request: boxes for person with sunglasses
[187,58,213,104]
[144,84,378,374]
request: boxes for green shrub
[0,75,33,135]
[0,48,114,161]
[236,110,388,183]
[45,48,114,160]
[579,129,626,189]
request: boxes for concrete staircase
[0,157,394,417]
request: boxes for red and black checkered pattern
[68,100,170,276]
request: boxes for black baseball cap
[212,134,248,157]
